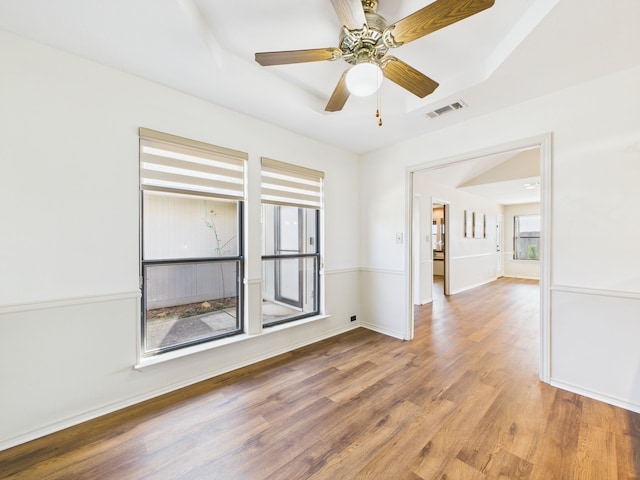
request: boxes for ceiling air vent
[425,100,467,119]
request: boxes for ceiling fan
[255,0,495,112]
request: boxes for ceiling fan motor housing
[338,10,390,66]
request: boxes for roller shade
[140,128,247,200]
[261,157,324,208]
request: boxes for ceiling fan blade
[325,71,350,112]
[330,0,368,30]
[255,48,341,66]
[387,0,494,46]
[382,56,439,98]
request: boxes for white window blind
[139,128,247,200]
[261,157,324,208]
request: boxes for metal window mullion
[261,253,319,261]
[237,201,244,333]
[142,256,241,266]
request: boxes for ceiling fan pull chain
[376,85,383,126]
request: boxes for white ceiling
[0,0,639,155]
[416,147,541,205]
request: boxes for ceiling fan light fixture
[345,62,383,97]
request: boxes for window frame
[260,157,324,328]
[139,128,247,357]
[513,214,541,261]
[261,205,321,327]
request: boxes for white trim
[449,277,498,295]
[551,284,640,300]
[360,267,405,276]
[361,322,406,341]
[550,379,640,414]
[407,133,553,384]
[503,275,540,281]
[136,332,254,369]
[0,291,140,315]
[135,314,332,369]
[258,314,332,335]
[539,132,552,383]
[406,169,415,340]
[407,138,543,173]
[323,267,360,276]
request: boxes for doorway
[432,202,449,298]
[408,134,551,382]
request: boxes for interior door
[275,206,303,308]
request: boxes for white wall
[361,66,640,412]
[503,202,541,279]
[0,31,361,449]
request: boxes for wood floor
[1,278,639,479]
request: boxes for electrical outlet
[350,315,357,322]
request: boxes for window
[513,214,540,260]
[139,128,246,356]
[261,158,323,327]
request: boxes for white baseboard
[503,274,540,280]
[449,277,498,295]
[550,379,640,414]
[360,322,407,341]
[414,297,433,306]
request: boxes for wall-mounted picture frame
[473,212,485,239]
[464,210,473,238]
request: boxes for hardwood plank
[353,397,458,478]
[616,428,640,480]
[507,382,557,462]
[299,400,423,480]
[529,389,584,480]
[456,385,527,473]
[180,396,339,480]
[574,422,618,479]
[480,448,533,479]
[440,458,487,480]
[410,381,500,479]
